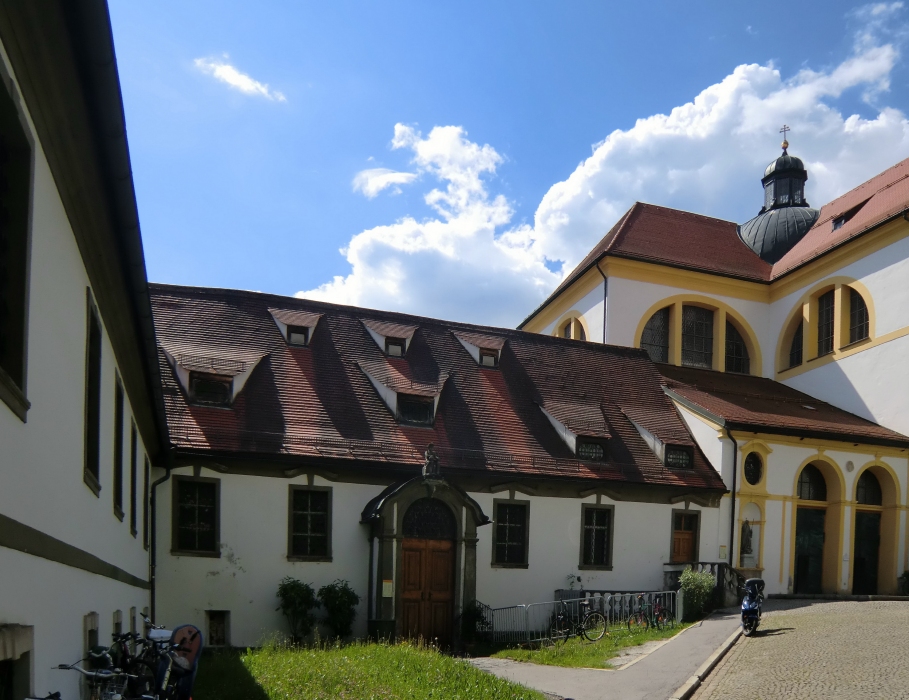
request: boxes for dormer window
[386,337,406,357]
[398,394,433,425]
[287,325,310,346]
[665,446,693,469]
[190,372,232,407]
[577,439,607,462]
[479,349,499,368]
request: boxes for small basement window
[479,349,499,368]
[576,439,607,462]
[190,372,232,407]
[386,337,406,357]
[665,446,693,469]
[287,325,310,346]
[398,394,433,425]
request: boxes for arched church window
[578,323,586,341]
[817,291,835,356]
[856,471,882,506]
[402,498,457,539]
[744,452,763,485]
[797,464,827,501]
[849,288,869,344]
[562,321,571,338]
[641,307,670,363]
[681,306,713,369]
[789,320,804,368]
[725,321,750,374]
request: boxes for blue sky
[110,1,909,326]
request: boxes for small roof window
[363,319,418,357]
[269,308,322,347]
[386,337,407,357]
[454,331,506,368]
[665,446,693,469]
[479,349,499,368]
[576,439,607,462]
[189,372,232,407]
[160,342,267,408]
[398,394,434,425]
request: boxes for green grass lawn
[193,642,546,700]
[489,622,690,669]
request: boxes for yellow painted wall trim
[551,310,591,341]
[521,266,604,333]
[728,431,909,457]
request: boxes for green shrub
[459,600,491,644]
[318,579,360,638]
[680,567,716,621]
[276,577,319,644]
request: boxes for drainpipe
[725,428,738,569]
[595,261,607,344]
[149,466,173,621]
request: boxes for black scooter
[740,578,764,636]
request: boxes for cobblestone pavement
[693,600,909,700]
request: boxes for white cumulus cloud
[352,168,418,198]
[298,4,909,327]
[194,55,286,102]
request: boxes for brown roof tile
[151,284,727,491]
[659,365,909,447]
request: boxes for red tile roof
[150,284,727,492]
[659,365,909,447]
[268,308,322,328]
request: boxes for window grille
[817,291,835,356]
[797,464,827,501]
[581,507,612,567]
[190,373,232,406]
[175,479,219,553]
[398,394,433,425]
[789,320,804,368]
[682,306,713,369]
[577,440,606,462]
[290,488,330,558]
[641,307,670,363]
[849,288,869,344]
[744,452,763,485]
[856,471,882,506]
[666,446,693,469]
[494,503,527,565]
[724,321,750,374]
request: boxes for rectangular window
[287,325,309,346]
[84,291,103,494]
[129,422,138,537]
[849,288,869,344]
[580,505,613,569]
[288,487,331,560]
[0,71,32,421]
[143,456,150,550]
[493,500,529,567]
[671,511,699,563]
[172,476,220,556]
[385,337,406,357]
[190,372,232,407]
[479,349,499,367]
[397,394,433,425]
[817,290,835,356]
[113,377,124,521]
[681,306,714,369]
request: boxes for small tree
[680,567,715,621]
[276,577,319,644]
[318,580,360,638]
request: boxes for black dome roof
[764,153,806,178]
[737,206,819,264]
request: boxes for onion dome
[737,138,819,264]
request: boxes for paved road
[694,600,909,700]
[470,611,740,700]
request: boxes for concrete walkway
[469,611,741,700]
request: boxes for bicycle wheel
[127,659,157,697]
[581,612,607,642]
[549,618,569,646]
[660,610,676,629]
[626,612,649,632]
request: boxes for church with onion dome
[520,133,909,599]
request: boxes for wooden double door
[401,538,455,646]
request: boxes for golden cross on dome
[779,124,790,153]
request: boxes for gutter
[595,261,607,344]
[149,466,172,621]
[725,429,738,568]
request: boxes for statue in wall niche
[423,443,440,477]
[741,519,753,555]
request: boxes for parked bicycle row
[26,616,202,700]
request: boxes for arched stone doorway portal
[361,476,489,647]
[793,460,844,594]
[852,464,899,595]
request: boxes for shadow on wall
[782,357,874,426]
[192,649,270,700]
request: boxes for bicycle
[549,598,608,644]
[52,661,135,700]
[653,597,676,629]
[627,593,663,631]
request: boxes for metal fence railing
[485,591,680,644]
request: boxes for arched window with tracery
[849,288,869,344]
[788,320,804,368]
[641,307,670,363]
[856,470,882,505]
[681,306,713,369]
[725,320,750,374]
[797,464,827,501]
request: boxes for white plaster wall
[155,469,382,646]
[0,548,149,700]
[604,277,769,366]
[538,279,605,342]
[0,38,152,695]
